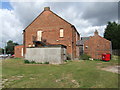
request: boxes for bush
[44,62,49,64]
[14,58,21,59]
[79,54,91,60]
[94,59,101,61]
[66,54,71,60]
[65,60,69,62]
[24,60,36,64]
[24,60,30,63]
[24,60,49,64]
[31,61,36,64]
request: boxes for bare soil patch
[101,65,120,74]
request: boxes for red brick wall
[84,35,111,59]
[23,8,80,59]
[14,45,23,58]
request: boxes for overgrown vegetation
[79,54,91,60]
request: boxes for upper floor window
[60,29,64,37]
[37,31,42,41]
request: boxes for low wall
[25,47,66,64]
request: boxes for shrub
[44,62,49,64]
[24,60,30,63]
[66,54,71,60]
[31,61,36,64]
[14,58,21,59]
[24,60,49,64]
[94,59,101,61]
[39,62,43,64]
[79,54,91,60]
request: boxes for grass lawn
[2,56,119,88]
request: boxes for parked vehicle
[0,54,9,58]
[10,55,15,58]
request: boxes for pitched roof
[76,37,90,46]
[81,37,90,41]
[24,7,72,31]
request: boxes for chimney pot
[44,7,50,11]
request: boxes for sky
[0,0,118,48]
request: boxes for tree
[5,40,19,55]
[0,48,4,54]
[104,21,120,49]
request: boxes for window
[60,29,64,37]
[37,31,42,41]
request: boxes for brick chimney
[94,30,98,36]
[44,7,50,11]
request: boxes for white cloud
[1,2,117,48]
[0,9,23,48]
[10,2,48,28]
[54,5,107,37]
[80,25,106,37]
[8,0,119,2]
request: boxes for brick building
[77,30,112,59]
[15,7,112,60]
[14,45,23,58]
[15,7,80,59]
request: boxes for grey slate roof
[76,37,90,46]
[81,37,90,41]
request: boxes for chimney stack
[94,30,98,36]
[44,7,50,11]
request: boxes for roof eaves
[71,25,80,35]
